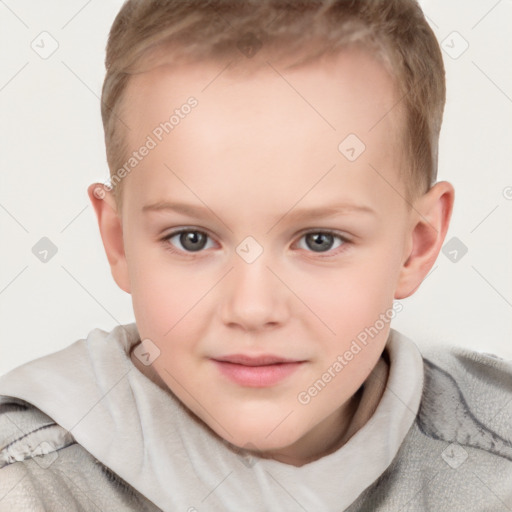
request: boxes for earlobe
[394,181,455,299]
[87,183,131,294]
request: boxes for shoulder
[0,398,75,467]
[413,345,512,506]
[0,398,160,511]
[420,342,512,385]
[416,344,512,455]
[417,343,512,449]
[348,343,512,510]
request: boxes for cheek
[294,259,396,337]
[128,252,208,338]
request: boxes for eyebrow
[142,201,376,222]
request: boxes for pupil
[307,233,333,252]
[181,231,206,251]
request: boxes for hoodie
[0,324,511,511]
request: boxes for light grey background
[1,0,511,375]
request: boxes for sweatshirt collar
[0,324,424,511]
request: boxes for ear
[87,183,131,294]
[394,181,454,299]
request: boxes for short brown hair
[101,0,445,207]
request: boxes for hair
[101,0,445,209]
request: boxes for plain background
[0,0,511,375]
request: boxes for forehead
[119,49,405,220]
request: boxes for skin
[88,48,454,467]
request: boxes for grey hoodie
[0,324,511,511]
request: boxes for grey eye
[168,230,212,252]
[299,232,344,253]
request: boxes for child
[1,0,511,510]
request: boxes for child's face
[97,49,445,465]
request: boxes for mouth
[211,354,306,387]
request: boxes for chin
[213,418,305,455]
[223,435,297,459]
[185,396,311,455]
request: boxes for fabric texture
[0,324,511,511]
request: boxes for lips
[214,354,301,366]
[211,354,306,387]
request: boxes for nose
[219,253,290,332]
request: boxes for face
[112,49,416,465]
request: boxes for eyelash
[160,228,351,259]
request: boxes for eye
[161,228,350,257]
[162,229,215,253]
[295,230,348,255]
